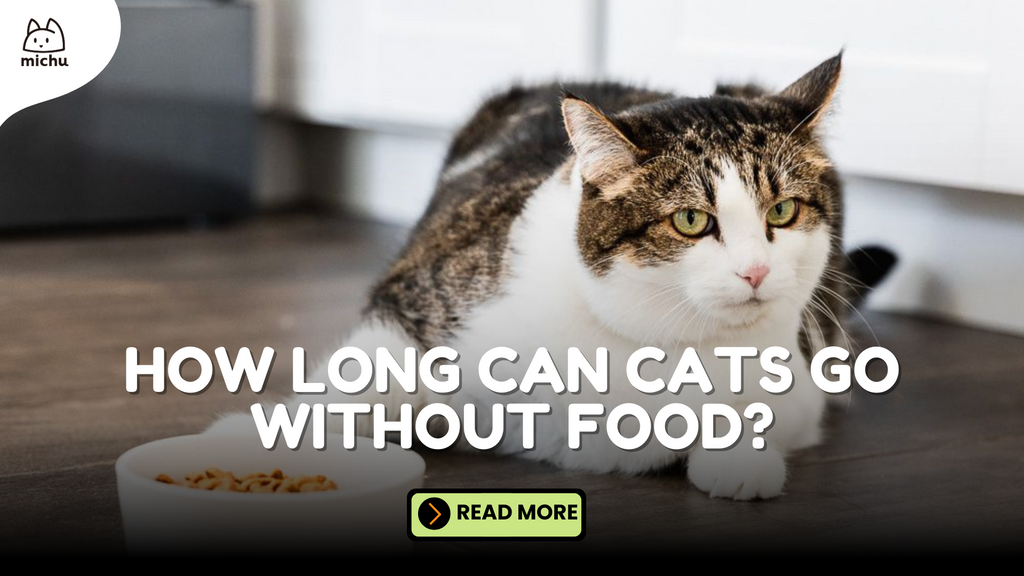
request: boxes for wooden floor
[2,213,1022,556]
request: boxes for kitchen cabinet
[266,0,1024,195]
[605,0,1024,195]
[272,0,599,129]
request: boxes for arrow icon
[417,497,450,530]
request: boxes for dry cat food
[155,467,338,493]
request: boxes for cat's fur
[211,53,872,500]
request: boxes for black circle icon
[418,497,450,530]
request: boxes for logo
[22,18,67,67]
[0,1,119,129]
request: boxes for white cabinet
[272,0,599,129]
[263,0,1024,196]
[605,0,1024,196]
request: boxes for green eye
[671,209,714,237]
[766,198,798,227]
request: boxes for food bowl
[115,434,424,554]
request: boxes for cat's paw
[203,411,256,436]
[686,445,787,500]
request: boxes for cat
[23,19,65,54]
[210,52,890,500]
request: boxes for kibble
[156,468,338,493]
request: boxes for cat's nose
[738,264,770,289]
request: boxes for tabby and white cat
[212,53,874,500]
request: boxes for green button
[408,489,585,540]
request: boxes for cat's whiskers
[644,295,685,345]
[650,293,707,349]
[784,261,859,349]
[809,282,880,347]
[695,300,718,352]
[814,268,872,298]
[793,264,871,292]
[791,274,863,354]
[567,272,698,347]
[664,296,713,348]
[809,293,856,352]
[639,288,703,347]
[800,302,856,413]
[606,281,691,329]
[801,300,829,352]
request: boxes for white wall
[844,176,1024,334]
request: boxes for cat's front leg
[686,441,787,500]
[686,380,825,500]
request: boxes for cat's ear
[27,19,40,34]
[562,95,640,189]
[46,19,63,36]
[777,52,843,130]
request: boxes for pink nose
[738,264,770,289]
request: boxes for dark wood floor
[2,213,1022,556]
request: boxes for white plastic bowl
[115,434,424,554]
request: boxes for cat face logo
[23,18,65,54]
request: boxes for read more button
[408,489,585,540]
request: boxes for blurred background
[4,0,1024,336]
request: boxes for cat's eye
[766,198,798,227]
[671,209,715,237]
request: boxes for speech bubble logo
[0,0,120,129]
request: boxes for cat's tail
[844,245,898,308]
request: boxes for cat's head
[563,54,843,346]
[23,19,65,54]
